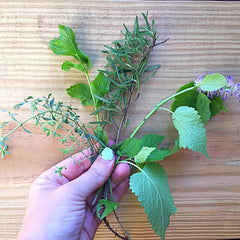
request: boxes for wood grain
[1,1,240,239]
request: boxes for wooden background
[1,1,240,239]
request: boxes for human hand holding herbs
[17,146,130,240]
[1,13,240,240]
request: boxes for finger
[69,147,115,199]
[59,148,94,181]
[36,146,98,186]
[112,177,129,202]
[111,162,131,189]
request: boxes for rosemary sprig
[98,12,162,143]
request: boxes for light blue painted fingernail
[101,147,114,161]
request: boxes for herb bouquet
[1,13,239,240]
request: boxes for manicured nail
[101,147,114,161]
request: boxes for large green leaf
[196,92,211,124]
[171,82,199,112]
[129,163,177,240]
[49,25,91,69]
[172,106,209,159]
[200,73,227,92]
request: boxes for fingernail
[101,147,114,161]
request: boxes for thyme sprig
[0,94,99,160]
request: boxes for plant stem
[130,86,196,138]
[85,71,100,122]
[115,85,135,144]
[3,110,51,139]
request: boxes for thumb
[69,147,115,199]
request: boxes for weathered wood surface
[1,1,240,239]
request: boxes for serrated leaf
[200,73,227,91]
[117,138,141,158]
[141,134,164,147]
[171,82,199,112]
[140,134,179,162]
[66,83,93,106]
[134,146,155,163]
[129,163,177,240]
[49,25,91,69]
[172,106,209,159]
[196,92,211,124]
[62,61,85,72]
[96,199,118,220]
[209,95,229,117]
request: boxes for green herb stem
[85,71,100,122]
[130,86,196,138]
[2,110,51,139]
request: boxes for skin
[17,146,130,240]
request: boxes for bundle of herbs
[1,13,239,240]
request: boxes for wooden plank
[1,1,240,239]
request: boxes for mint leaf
[196,92,211,124]
[172,106,209,159]
[141,134,164,147]
[200,73,227,91]
[130,163,177,240]
[171,82,199,112]
[117,138,141,158]
[66,83,93,106]
[96,199,118,220]
[134,146,155,164]
[91,72,110,107]
[209,95,229,117]
[62,61,85,72]
[49,25,91,69]
[147,139,180,161]
[140,134,179,162]
[94,125,109,147]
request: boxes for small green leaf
[200,73,227,92]
[62,61,85,72]
[144,64,161,72]
[96,199,119,220]
[196,92,211,124]
[94,125,109,147]
[91,72,110,107]
[22,126,31,134]
[66,83,93,106]
[117,138,141,158]
[172,106,209,159]
[140,134,179,162]
[130,163,177,240]
[134,146,155,164]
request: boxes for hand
[17,146,130,240]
